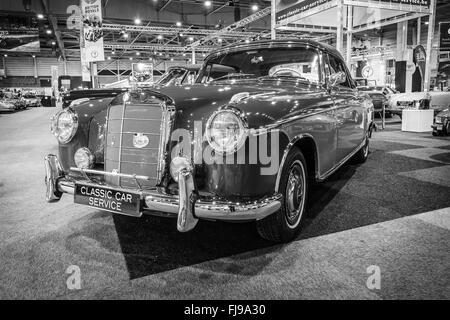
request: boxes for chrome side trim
[316,138,366,182]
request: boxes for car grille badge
[133,133,149,148]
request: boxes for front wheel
[353,135,369,163]
[256,147,308,242]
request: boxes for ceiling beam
[41,0,66,60]
[102,23,260,38]
[207,3,229,16]
[159,0,174,12]
[189,6,271,48]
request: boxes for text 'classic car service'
[45,40,374,242]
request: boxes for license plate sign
[74,183,142,217]
[437,125,443,130]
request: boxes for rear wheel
[256,147,308,242]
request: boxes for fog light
[170,156,193,182]
[74,148,95,169]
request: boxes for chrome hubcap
[285,161,305,228]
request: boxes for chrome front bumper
[44,154,282,232]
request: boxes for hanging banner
[80,0,104,62]
[276,0,335,23]
[276,0,430,25]
[439,22,450,52]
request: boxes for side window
[326,54,354,88]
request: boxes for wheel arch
[275,134,319,193]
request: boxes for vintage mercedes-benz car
[45,39,373,242]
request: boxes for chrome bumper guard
[44,154,282,232]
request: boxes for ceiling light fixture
[204,1,212,7]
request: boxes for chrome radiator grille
[104,102,164,189]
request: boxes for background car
[358,86,393,117]
[387,91,450,117]
[61,65,202,108]
[23,93,41,107]
[38,95,53,107]
[358,85,396,97]
[355,78,377,87]
[0,92,25,111]
[0,99,17,112]
[432,108,450,136]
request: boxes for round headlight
[51,109,78,144]
[170,156,193,182]
[205,109,247,154]
[74,148,95,169]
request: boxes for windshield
[197,46,321,84]
[157,68,187,86]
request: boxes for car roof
[207,39,343,61]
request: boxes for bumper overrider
[44,154,282,232]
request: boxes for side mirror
[328,71,346,88]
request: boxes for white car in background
[0,99,17,112]
[23,93,41,107]
[387,90,450,117]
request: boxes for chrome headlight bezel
[50,108,78,144]
[205,108,248,154]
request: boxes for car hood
[148,79,328,128]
